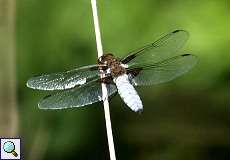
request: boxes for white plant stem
[91,0,116,160]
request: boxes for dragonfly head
[98,53,116,65]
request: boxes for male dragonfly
[27,30,197,112]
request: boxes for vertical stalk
[0,0,18,136]
[90,0,116,160]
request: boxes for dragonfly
[27,30,197,112]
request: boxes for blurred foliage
[15,0,230,159]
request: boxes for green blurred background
[1,0,230,159]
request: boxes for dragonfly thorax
[98,53,126,77]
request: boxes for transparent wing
[26,65,100,91]
[38,80,117,109]
[121,30,189,66]
[127,54,197,86]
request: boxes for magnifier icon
[3,141,18,157]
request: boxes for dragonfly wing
[127,54,197,86]
[122,30,189,66]
[26,65,100,91]
[38,80,117,109]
